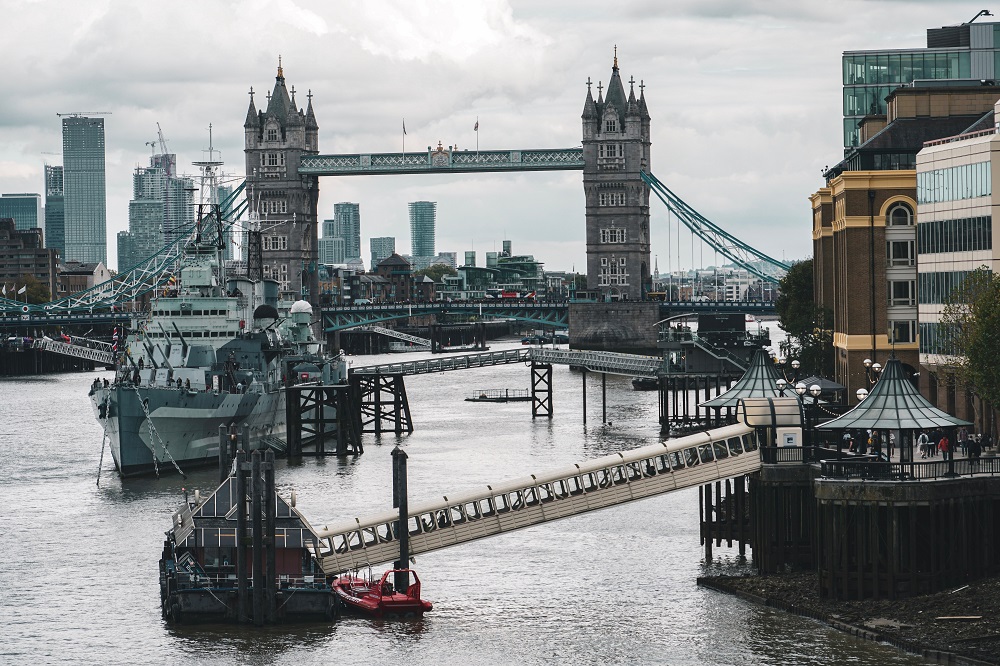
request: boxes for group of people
[917,427,988,460]
[843,429,896,457]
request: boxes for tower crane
[145,141,157,156]
[156,122,170,155]
[55,111,112,117]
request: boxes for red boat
[332,569,432,618]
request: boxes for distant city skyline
[0,3,990,272]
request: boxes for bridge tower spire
[581,51,651,301]
[244,61,320,303]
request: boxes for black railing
[760,446,853,465]
[821,457,1000,481]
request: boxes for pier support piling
[392,446,410,593]
[530,362,553,419]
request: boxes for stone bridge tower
[582,51,651,301]
[244,60,320,302]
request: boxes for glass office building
[843,20,1000,149]
[333,202,361,260]
[0,193,42,231]
[370,236,395,269]
[44,165,64,258]
[62,116,107,264]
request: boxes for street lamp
[795,382,822,449]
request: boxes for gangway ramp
[352,348,530,376]
[312,422,761,575]
[38,338,115,366]
[361,326,431,347]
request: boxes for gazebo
[816,356,971,463]
[700,348,785,414]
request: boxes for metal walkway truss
[312,422,761,575]
[323,302,568,333]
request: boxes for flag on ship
[17,285,26,294]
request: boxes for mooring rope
[132,384,186,478]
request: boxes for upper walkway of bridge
[299,147,584,176]
[350,347,666,378]
[311,422,760,575]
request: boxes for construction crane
[144,141,157,156]
[156,122,170,155]
[55,111,112,117]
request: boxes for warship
[90,212,345,477]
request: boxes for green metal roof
[816,357,972,431]
[700,348,784,409]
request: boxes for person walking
[917,431,929,458]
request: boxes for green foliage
[413,265,458,283]
[775,259,833,377]
[941,267,1000,409]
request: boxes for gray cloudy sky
[0,0,989,272]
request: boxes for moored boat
[332,569,432,618]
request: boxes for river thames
[0,340,930,665]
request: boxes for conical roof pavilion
[816,357,971,430]
[700,348,784,409]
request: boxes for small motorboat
[631,376,659,391]
[333,569,432,618]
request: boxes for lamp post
[795,382,822,450]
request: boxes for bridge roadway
[351,347,666,378]
[311,422,760,575]
[322,300,775,333]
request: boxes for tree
[413,265,458,283]
[775,259,833,377]
[941,267,1000,410]
[2,274,50,304]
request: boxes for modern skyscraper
[117,153,194,269]
[0,194,42,231]
[333,202,361,260]
[44,165,65,258]
[370,236,395,269]
[61,116,107,264]
[842,16,1000,150]
[408,201,436,268]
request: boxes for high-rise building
[582,54,652,301]
[44,165,65,258]
[0,218,58,298]
[408,201,436,265]
[842,16,1000,150]
[319,234,346,264]
[334,202,361,260]
[61,116,107,264]
[915,101,999,427]
[117,153,194,270]
[244,62,319,300]
[0,194,42,231]
[370,236,395,269]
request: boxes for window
[886,240,914,267]
[600,228,626,243]
[598,256,627,286]
[599,192,626,206]
[888,280,915,306]
[886,203,912,226]
[266,199,287,215]
[264,153,285,167]
[266,127,278,142]
[889,320,915,344]
[605,119,617,132]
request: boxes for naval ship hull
[91,385,286,477]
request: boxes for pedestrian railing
[760,446,853,465]
[820,456,1000,480]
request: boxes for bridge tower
[582,51,652,301]
[244,60,320,302]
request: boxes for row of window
[260,152,286,167]
[919,322,957,356]
[145,330,235,338]
[598,192,626,206]
[262,264,289,278]
[598,144,624,158]
[917,271,972,305]
[917,215,993,254]
[600,228,626,243]
[916,162,991,204]
[263,236,288,251]
[843,50,970,87]
[151,309,231,317]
